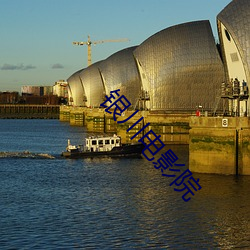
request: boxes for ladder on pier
[212,88,222,116]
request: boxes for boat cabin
[85,135,121,152]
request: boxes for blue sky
[0,0,231,92]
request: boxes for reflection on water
[0,120,249,249]
[193,174,250,249]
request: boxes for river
[0,119,249,249]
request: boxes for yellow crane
[73,35,129,66]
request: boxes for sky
[0,0,232,92]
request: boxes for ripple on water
[0,120,249,249]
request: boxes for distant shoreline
[0,104,59,119]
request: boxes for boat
[61,134,145,159]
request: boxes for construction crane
[73,35,129,66]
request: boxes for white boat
[62,134,144,159]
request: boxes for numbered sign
[222,118,228,127]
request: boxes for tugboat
[61,134,144,159]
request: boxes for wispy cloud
[51,63,64,69]
[1,63,36,70]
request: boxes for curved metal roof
[134,20,225,112]
[67,69,86,106]
[79,61,104,108]
[217,0,250,83]
[99,46,141,107]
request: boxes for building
[21,86,53,96]
[67,69,85,106]
[67,0,250,116]
[133,20,225,112]
[68,47,141,108]
[68,21,225,113]
[98,46,141,108]
[0,92,19,104]
[217,0,250,116]
[21,86,41,96]
[21,85,58,105]
[79,61,104,108]
[53,80,68,98]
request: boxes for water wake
[0,151,55,159]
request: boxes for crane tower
[73,35,129,66]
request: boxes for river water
[0,119,249,249]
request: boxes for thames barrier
[59,106,250,175]
[61,0,250,175]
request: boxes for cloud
[1,63,36,70]
[51,63,64,69]
[23,64,36,70]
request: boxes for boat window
[98,140,103,145]
[105,140,110,144]
[111,139,114,144]
[116,139,119,144]
[92,140,97,145]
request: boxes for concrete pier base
[59,106,190,144]
[59,106,71,122]
[60,107,250,175]
[189,117,250,175]
[70,108,85,126]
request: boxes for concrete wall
[60,107,250,175]
[59,106,71,122]
[189,117,250,175]
[0,105,59,119]
[59,106,190,144]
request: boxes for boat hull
[62,143,144,159]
